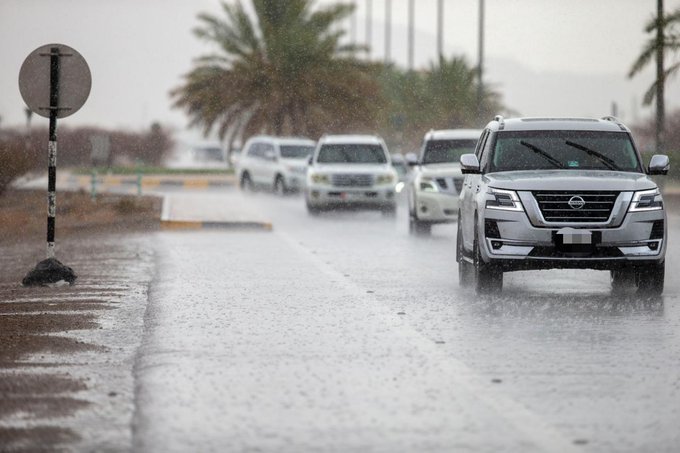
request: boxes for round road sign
[18,43,91,119]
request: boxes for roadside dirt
[0,190,161,452]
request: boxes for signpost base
[22,258,77,286]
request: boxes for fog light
[648,242,659,250]
[492,240,503,250]
[420,204,428,214]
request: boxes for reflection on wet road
[134,190,680,452]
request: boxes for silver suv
[457,116,669,295]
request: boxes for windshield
[489,131,642,173]
[422,139,478,164]
[280,145,314,159]
[316,144,387,164]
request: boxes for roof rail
[494,114,505,130]
[601,116,627,131]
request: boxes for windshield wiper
[519,140,564,169]
[564,140,620,171]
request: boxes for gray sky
[1,0,679,137]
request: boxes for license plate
[557,228,592,245]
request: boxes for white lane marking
[278,230,582,453]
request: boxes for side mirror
[648,154,670,175]
[307,155,314,166]
[405,152,419,166]
[264,150,277,161]
[460,154,481,174]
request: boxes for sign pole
[19,43,90,286]
[47,46,60,259]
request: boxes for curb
[160,195,273,232]
[68,175,234,189]
[160,220,273,231]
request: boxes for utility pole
[385,0,392,63]
[656,0,665,152]
[437,0,444,61]
[366,0,372,59]
[477,0,485,123]
[350,0,357,46]
[408,0,415,71]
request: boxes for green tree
[378,56,504,153]
[629,1,680,150]
[171,0,383,145]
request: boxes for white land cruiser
[305,135,397,214]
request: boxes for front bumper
[414,191,459,223]
[479,207,666,271]
[306,186,396,208]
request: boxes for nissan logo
[568,196,586,210]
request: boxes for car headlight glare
[629,189,663,212]
[486,188,523,211]
[376,174,395,184]
[311,173,329,184]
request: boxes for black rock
[22,258,77,286]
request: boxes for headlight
[376,174,395,184]
[418,177,438,192]
[310,173,329,184]
[629,188,663,212]
[486,188,523,211]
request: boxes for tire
[610,268,635,292]
[635,262,665,296]
[381,204,397,217]
[240,172,254,191]
[473,230,503,294]
[457,220,474,287]
[306,199,321,216]
[409,213,431,236]
[274,175,287,196]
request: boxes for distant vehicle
[238,136,316,194]
[192,145,225,162]
[305,134,398,215]
[457,116,669,295]
[407,129,482,235]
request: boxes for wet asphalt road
[134,190,680,452]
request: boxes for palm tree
[629,1,680,151]
[171,0,383,146]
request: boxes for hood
[420,163,463,178]
[281,157,307,167]
[484,170,657,192]
[312,163,393,174]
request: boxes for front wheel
[409,214,431,236]
[473,234,503,294]
[457,220,474,287]
[240,172,254,192]
[635,262,665,296]
[274,176,287,196]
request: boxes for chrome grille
[332,173,373,187]
[533,191,619,223]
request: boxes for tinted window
[422,139,478,164]
[317,144,387,164]
[280,145,314,159]
[246,142,261,157]
[490,131,642,173]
